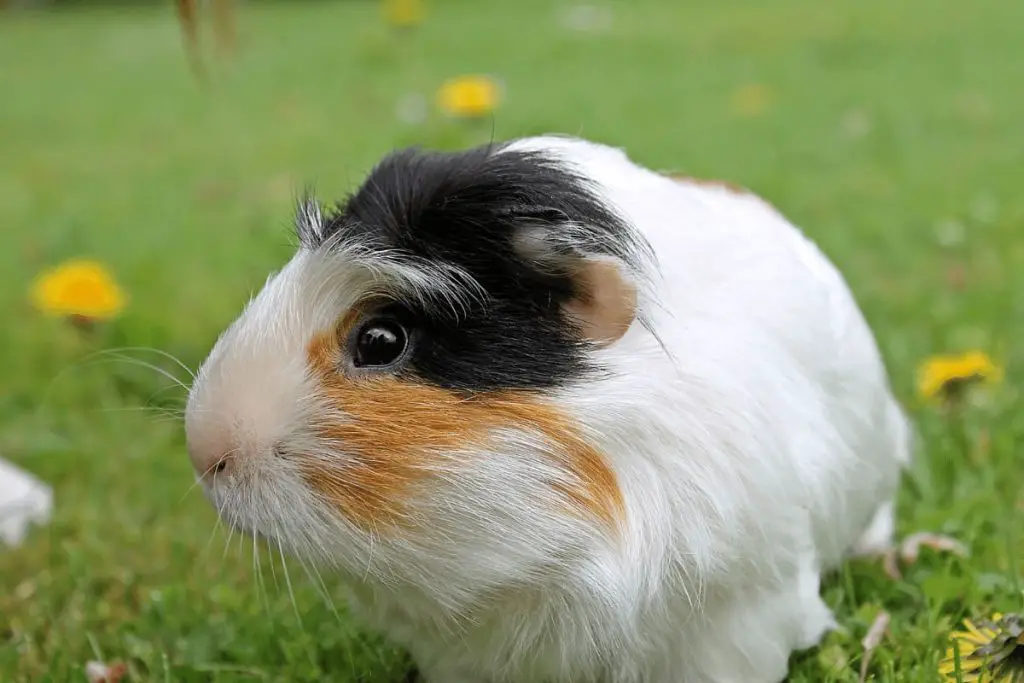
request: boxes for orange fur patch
[302,324,623,535]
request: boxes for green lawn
[1,0,1022,680]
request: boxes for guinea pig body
[185,135,909,683]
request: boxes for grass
[1,0,1022,680]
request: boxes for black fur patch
[302,141,644,393]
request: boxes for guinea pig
[184,135,912,683]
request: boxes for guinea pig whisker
[248,490,274,615]
[252,528,271,616]
[40,354,188,418]
[101,346,198,381]
[203,503,226,557]
[208,472,230,557]
[248,528,260,599]
[144,383,190,406]
[237,514,248,554]
[363,522,381,583]
[299,554,344,625]
[178,446,239,506]
[220,497,240,568]
[100,352,193,393]
[179,476,207,506]
[95,405,185,421]
[97,404,183,413]
[68,348,194,391]
[150,414,188,426]
[264,529,282,594]
[274,522,304,628]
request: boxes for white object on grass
[0,457,53,547]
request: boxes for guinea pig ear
[512,213,638,347]
[562,257,638,347]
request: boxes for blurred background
[1,0,1021,681]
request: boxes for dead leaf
[858,610,890,682]
[881,547,902,580]
[879,532,968,580]
[85,661,128,683]
[899,532,968,564]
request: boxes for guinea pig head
[184,142,650,597]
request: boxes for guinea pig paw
[878,532,968,580]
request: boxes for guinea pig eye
[352,317,410,369]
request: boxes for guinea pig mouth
[200,468,308,548]
[208,494,274,541]
[202,480,253,533]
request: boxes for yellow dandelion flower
[30,259,127,321]
[436,75,500,119]
[383,0,424,29]
[939,613,1024,682]
[918,351,1002,401]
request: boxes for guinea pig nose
[188,443,235,480]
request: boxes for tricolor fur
[185,135,911,682]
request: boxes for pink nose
[187,442,234,480]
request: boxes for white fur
[185,135,911,683]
